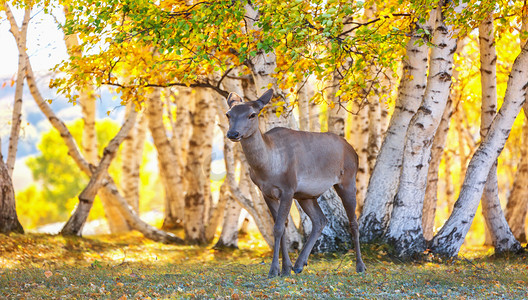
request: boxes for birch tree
[147,89,185,229]
[121,104,147,213]
[422,37,467,240]
[505,9,528,244]
[385,1,466,257]
[478,12,521,253]
[5,6,29,178]
[0,3,27,234]
[431,39,528,257]
[6,9,183,242]
[359,6,438,242]
[505,114,528,243]
[61,111,137,236]
[0,144,24,234]
[62,6,130,232]
[183,87,214,244]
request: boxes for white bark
[504,3,528,244]
[124,106,147,213]
[431,40,528,257]
[147,89,185,228]
[214,182,241,249]
[478,14,521,253]
[327,75,347,138]
[121,103,142,212]
[61,111,137,236]
[183,87,214,243]
[350,105,369,213]
[422,99,453,240]
[367,99,382,174]
[386,3,463,257]
[359,8,438,242]
[422,37,467,241]
[5,6,30,177]
[297,77,315,132]
[505,113,528,243]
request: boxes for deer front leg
[266,194,293,278]
[294,199,327,274]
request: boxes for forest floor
[0,232,527,299]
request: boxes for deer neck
[240,128,271,171]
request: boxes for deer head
[225,89,273,141]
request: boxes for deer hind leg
[263,195,293,277]
[334,182,366,273]
[293,199,327,274]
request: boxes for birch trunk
[350,106,369,213]
[121,103,139,212]
[61,111,137,236]
[5,7,30,177]
[367,98,382,175]
[63,6,130,233]
[121,104,146,213]
[430,41,528,257]
[162,88,192,229]
[147,89,185,228]
[422,38,466,240]
[327,76,347,138]
[297,77,315,132]
[359,9,437,242]
[386,3,463,257]
[214,182,243,249]
[24,46,182,243]
[422,98,453,241]
[505,6,528,244]
[478,14,520,253]
[505,116,528,243]
[223,139,274,247]
[183,88,214,244]
[364,4,383,175]
[0,148,24,234]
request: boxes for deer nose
[227,131,241,140]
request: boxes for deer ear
[227,92,243,108]
[255,89,274,110]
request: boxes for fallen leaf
[44,271,53,278]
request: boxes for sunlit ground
[0,231,526,299]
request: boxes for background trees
[1,0,527,257]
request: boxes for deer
[225,88,366,278]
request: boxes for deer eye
[249,113,257,119]
[225,113,231,119]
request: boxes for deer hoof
[281,265,292,277]
[268,266,280,278]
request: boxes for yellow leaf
[286,32,293,41]
[47,99,53,104]
[335,90,343,97]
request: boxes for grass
[0,232,527,299]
